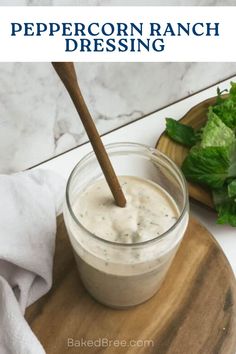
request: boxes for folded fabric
[0,169,65,354]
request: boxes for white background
[0,6,234,61]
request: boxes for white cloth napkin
[0,169,65,354]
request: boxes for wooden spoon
[52,62,126,208]
[156,96,221,209]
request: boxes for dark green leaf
[165,118,197,147]
[228,180,236,198]
[213,188,236,226]
[216,87,228,105]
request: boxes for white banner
[0,6,234,62]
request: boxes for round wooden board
[25,215,236,354]
[156,95,225,209]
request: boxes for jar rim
[65,142,189,248]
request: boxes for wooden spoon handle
[52,62,126,208]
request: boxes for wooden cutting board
[25,215,236,354]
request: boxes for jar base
[83,281,163,310]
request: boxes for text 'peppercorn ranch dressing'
[76,176,179,244]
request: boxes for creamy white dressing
[75,176,179,243]
[65,175,188,308]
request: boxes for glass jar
[63,142,189,309]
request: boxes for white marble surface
[2,0,236,5]
[37,76,236,276]
[1,1,236,172]
[1,62,236,173]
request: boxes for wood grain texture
[25,215,236,354]
[156,95,226,209]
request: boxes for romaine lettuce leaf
[182,143,236,189]
[201,108,235,148]
[212,82,236,130]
